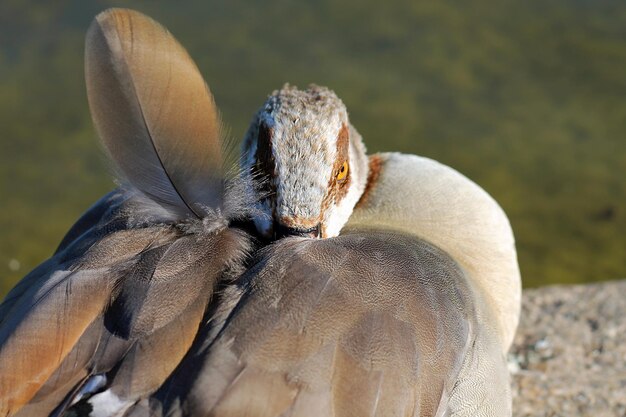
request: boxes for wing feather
[2,8,248,415]
[85,9,225,219]
[0,196,251,416]
[150,231,496,417]
[0,268,113,416]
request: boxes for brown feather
[148,231,494,417]
[107,294,207,400]
[1,8,249,416]
[0,269,113,416]
[85,8,224,218]
[0,192,251,417]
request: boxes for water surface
[1,0,625,297]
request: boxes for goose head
[242,84,369,240]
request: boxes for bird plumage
[85,8,225,220]
[1,192,251,417]
[1,9,252,417]
[240,85,370,239]
[0,7,520,417]
[144,231,510,417]
[131,154,516,417]
[347,153,521,351]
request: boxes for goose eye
[337,161,349,181]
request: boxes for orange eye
[337,161,349,181]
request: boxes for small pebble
[511,280,626,416]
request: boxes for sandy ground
[510,280,626,416]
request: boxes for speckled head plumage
[242,84,369,239]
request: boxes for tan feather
[0,269,113,416]
[85,8,224,219]
[0,197,252,417]
[147,232,486,417]
[348,153,521,352]
[1,9,248,414]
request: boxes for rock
[510,280,626,416]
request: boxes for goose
[0,8,521,417]
[135,87,521,417]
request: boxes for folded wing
[1,8,244,416]
[149,231,510,417]
[0,191,250,417]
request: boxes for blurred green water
[1,0,625,297]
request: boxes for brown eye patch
[334,124,350,186]
[254,122,277,198]
[321,123,351,213]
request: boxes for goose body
[139,122,519,417]
[0,8,520,417]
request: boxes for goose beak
[274,223,321,239]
